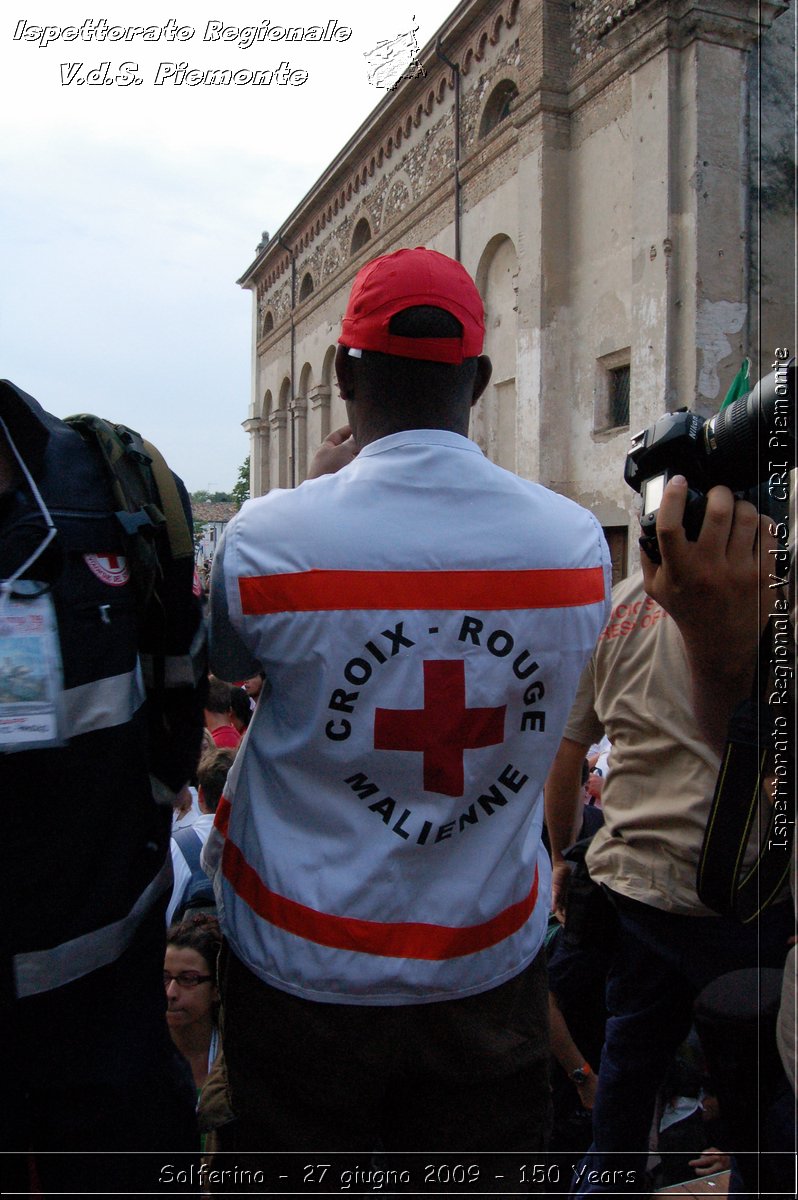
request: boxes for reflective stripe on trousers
[13,857,172,999]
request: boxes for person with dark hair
[204,675,240,748]
[241,672,265,701]
[207,247,611,1175]
[228,685,252,736]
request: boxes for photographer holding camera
[546,363,795,1195]
[640,367,795,1110]
[644,475,796,1066]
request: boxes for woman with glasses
[164,914,222,1097]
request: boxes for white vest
[215,430,611,1004]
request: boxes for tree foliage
[190,489,233,504]
[232,456,250,509]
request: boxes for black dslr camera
[624,358,795,563]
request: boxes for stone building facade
[238,0,794,578]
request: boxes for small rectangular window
[593,349,631,434]
[609,365,630,428]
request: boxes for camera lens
[703,360,794,489]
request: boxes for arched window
[473,235,519,472]
[479,79,519,138]
[261,309,274,336]
[299,272,314,301]
[298,362,313,398]
[351,217,372,255]
[274,378,291,489]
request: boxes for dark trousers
[216,944,552,1192]
[5,906,199,1195]
[572,894,793,1197]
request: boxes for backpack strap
[173,824,203,874]
[142,438,195,563]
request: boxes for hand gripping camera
[624,358,795,562]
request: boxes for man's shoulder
[228,446,608,577]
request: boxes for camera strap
[696,619,794,924]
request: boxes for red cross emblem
[374,660,506,797]
[83,553,130,587]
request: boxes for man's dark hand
[641,475,778,752]
[306,425,358,479]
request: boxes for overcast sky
[0,2,458,492]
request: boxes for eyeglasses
[163,970,213,989]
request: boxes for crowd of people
[3,248,794,1197]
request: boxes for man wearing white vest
[208,248,611,1176]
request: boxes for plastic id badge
[0,584,65,752]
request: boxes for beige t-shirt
[564,571,722,914]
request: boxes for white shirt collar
[357,429,484,459]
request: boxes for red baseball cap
[339,247,485,364]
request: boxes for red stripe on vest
[214,795,231,837]
[221,838,539,960]
[239,567,605,615]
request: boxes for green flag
[721,358,750,409]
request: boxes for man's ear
[335,345,355,401]
[470,355,492,407]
